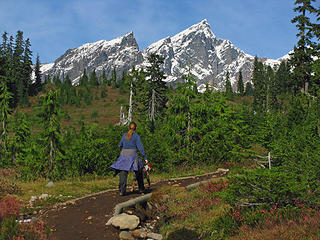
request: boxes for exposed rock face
[42,32,142,85]
[40,19,284,90]
[139,19,255,90]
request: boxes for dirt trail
[40,171,226,240]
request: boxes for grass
[154,178,230,239]
[151,173,320,240]
[16,86,128,134]
[0,164,227,209]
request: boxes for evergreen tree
[245,82,254,96]
[167,68,198,149]
[100,69,108,85]
[252,57,266,112]
[33,54,42,96]
[275,61,291,94]
[110,67,117,88]
[225,71,233,98]
[100,86,107,98]
[79,69,89,86]
[38,89,63,178]
[11,112,30,163]
[237,71,244,95]
[265,65,278,111]
[136,53,168,132]
[89,69,99,86]
[0,81,13,152]
[119,71,128,93]
[12,31,25,108]
[53,76,62,86]
[290,0,317,93]
[23,38,32,103]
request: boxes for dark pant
[119,169,145,194]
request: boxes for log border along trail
[39,169,229,240]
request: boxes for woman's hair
[125,122,137,141]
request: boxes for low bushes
[0,196,51,240]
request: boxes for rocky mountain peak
[40,20,284,91]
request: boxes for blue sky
[0,0,315,63]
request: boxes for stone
[39,194,50,200]
[147,232,163,240]
[119,231,134,240]
[216,168,229,174]
[108,213,140,230]
[131,229,148,238]
[46,181,54,188]
[29,196,37,205]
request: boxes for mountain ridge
[40,19,287,91]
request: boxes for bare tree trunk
[50,138,54,175]
[119,105,125,125]
[1,118,7,151]
[150,89,156,122]
[187,95,191,141]
[127,83,133,123]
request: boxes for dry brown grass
[17,86,128,133]
[228,214,320,240]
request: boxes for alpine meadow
[0,1,320,239]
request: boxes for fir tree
[11,112,30,162]
[89,69,99,86]
[275,61,291,94]
[252,57,266,112]
[100,69,108,85]
[290,0,317,93]
[237,71,244,95]
[136,53,168,132]
[13,31,25,107]
[225,71,233,98]
[33,54,42,96]
[245,82,254,96]
[0,81,13,152]
[38,89,63,178]
[79,69,89,86]
[23,38,32,97]
[110,67,117,88]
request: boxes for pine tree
[13,31,26,107]
[110,68,117,88]
[167,67,198,145]
[225,71,233,98]
[33,54,42,95]
[89,69,99,86]
[79,69,88,86]
[265,65,278,111]
[237,71,244,95]
[290,0,317,93]
[275,61,291,94]
[252,57,266,112]
[136,53,168,132]
[21,38,32,105]
[0,81,13,152]
[100,69,108,85]
[53,76,62,86]
[38,89,63,178]
[245,82,254,96]
[11,112,30,162]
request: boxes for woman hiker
[111,122,147,196]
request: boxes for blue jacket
[119,133,146,160]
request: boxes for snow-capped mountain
[41,32,142,84]
[138,19,257,90]
[40,19,285,90]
